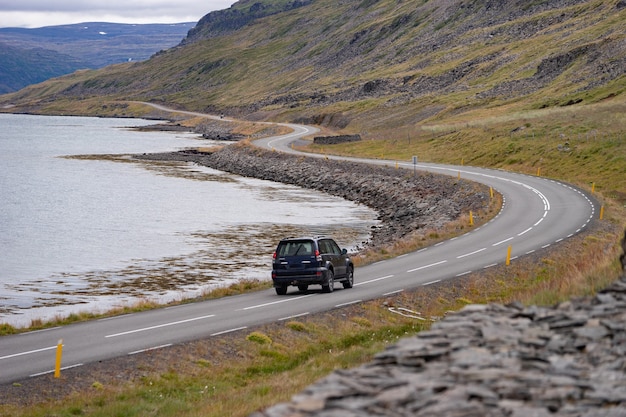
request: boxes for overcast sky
[0,0,236,28]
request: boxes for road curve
[0,114,597,385]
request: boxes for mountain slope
[0,0,624,131]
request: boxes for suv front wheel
[322,270,335,293]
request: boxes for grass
[305,98,626,207]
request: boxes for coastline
[134,142,496,257]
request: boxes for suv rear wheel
[322,270,335,293]
[342,266,354,289]
[275,286,287,295]
[298,284,309,292]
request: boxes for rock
[251,269,626,416]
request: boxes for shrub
[247,331,272,345]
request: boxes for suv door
[319,239,346,277]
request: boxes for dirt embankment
[135,143,492,252]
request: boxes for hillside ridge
[0,0,624,135]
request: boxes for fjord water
[0,114,377,327]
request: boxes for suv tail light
[272,252,277,260]
[315,250,322,262]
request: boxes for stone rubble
[250,235,626,417]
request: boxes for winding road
[0,112,597,385]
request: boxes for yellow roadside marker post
[54,339,63,378]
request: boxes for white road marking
[128,344,172,355]
[335,300,363,308]
[457,248,486,258]
[211,327,247,336]
[493,237,514,246]
[105,314,216,338]
[19,327,61,334]
[354,275,394,286]
[242,293,316,310]
[0,345,58,361]
[278,312,310,321]
[407,260,447,273]
[30,363,83,377]
[383,289,404,296]
[98,315,129,322]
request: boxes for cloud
[0,0,235,28]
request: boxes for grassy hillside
[0,43,88,94]
[1,0,623,121]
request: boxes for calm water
[0,114,377,327]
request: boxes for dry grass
[353,191,503,266]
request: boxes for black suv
[271,237,354,295]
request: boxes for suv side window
[318,240,329,255]
[328,240,341,255]
[319,239,339,255]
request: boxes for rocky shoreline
[134,143,492,253]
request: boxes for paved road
[0,114,597,385]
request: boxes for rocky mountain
[0,0,624,132]
[0,22,194,93]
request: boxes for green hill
[0,43,88,94]
[0,22,194,93]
